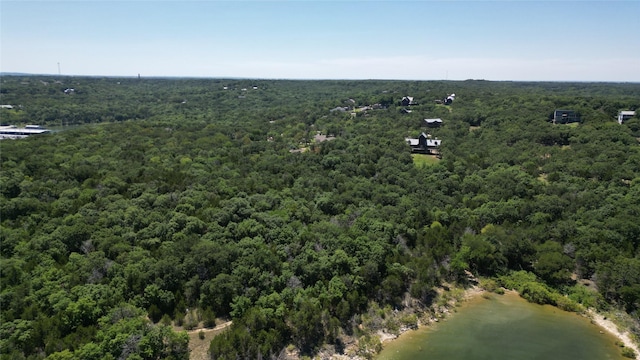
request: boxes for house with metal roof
[553,109,579,124]
[618,110,636,124]
[0,125,50,139]
[401,96,416,106]
[405,132,441,155]
[424,118,443,127]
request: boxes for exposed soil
[588,311,640,357]
[181,321,232,360]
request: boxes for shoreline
[588,310,640,356]
[377,285,488,346]
[376,287,639,359]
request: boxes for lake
[377,292,626,360]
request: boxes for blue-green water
[377,292,625,360]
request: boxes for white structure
[618,110,636,124]
[424,118,443,127]
[0,125,50,139]
[444,94,456,105]
[401,96,416,106]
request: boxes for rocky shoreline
[588,310,640,357]
[317,285,483,360]
[376,285,486,344]
[322,286,639,360]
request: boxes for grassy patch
[412,154,439,167]
[435,104,453,113]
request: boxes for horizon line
[1,72,639,84]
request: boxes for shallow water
[377,292,625,360]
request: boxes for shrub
[173,311,185,327]
[621,347,636,359]
[148,304,163,323]
[160,314,172,326]
[357,334,382,360]
[553,294,583,313]
[499,270,538,291]
[202,307,216,328]
[399,314,418,329]
[567,284,603,309]
[520,282,554,305]
[479,278,498,292]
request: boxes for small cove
[377,292,626,360]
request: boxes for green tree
[534,241,574,285]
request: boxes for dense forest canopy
[1,76,640,359]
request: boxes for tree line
[1,76,639,359]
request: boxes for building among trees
[618,110,636,124]
[401,96,416,106]
[553,109,579,124]
[405,132,441,155]
[424,118,443,127]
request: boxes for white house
[618,110,636,124]
[424,118,443,127]
[0,125,50,139]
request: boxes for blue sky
[1,1,639,81]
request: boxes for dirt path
[186,321,232,334]
[186,321,232,360]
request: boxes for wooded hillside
[1,77,639,359]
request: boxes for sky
[1,1,639,81]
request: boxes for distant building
[314,132,336,143]
[618,110,636,124]
[405,132,441,155]
[401,96,416,106]
[553,109,579,124]
[424,118,443,127]
[330,106,349,112]
[0,125,50,140]
[443,93,455,105]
